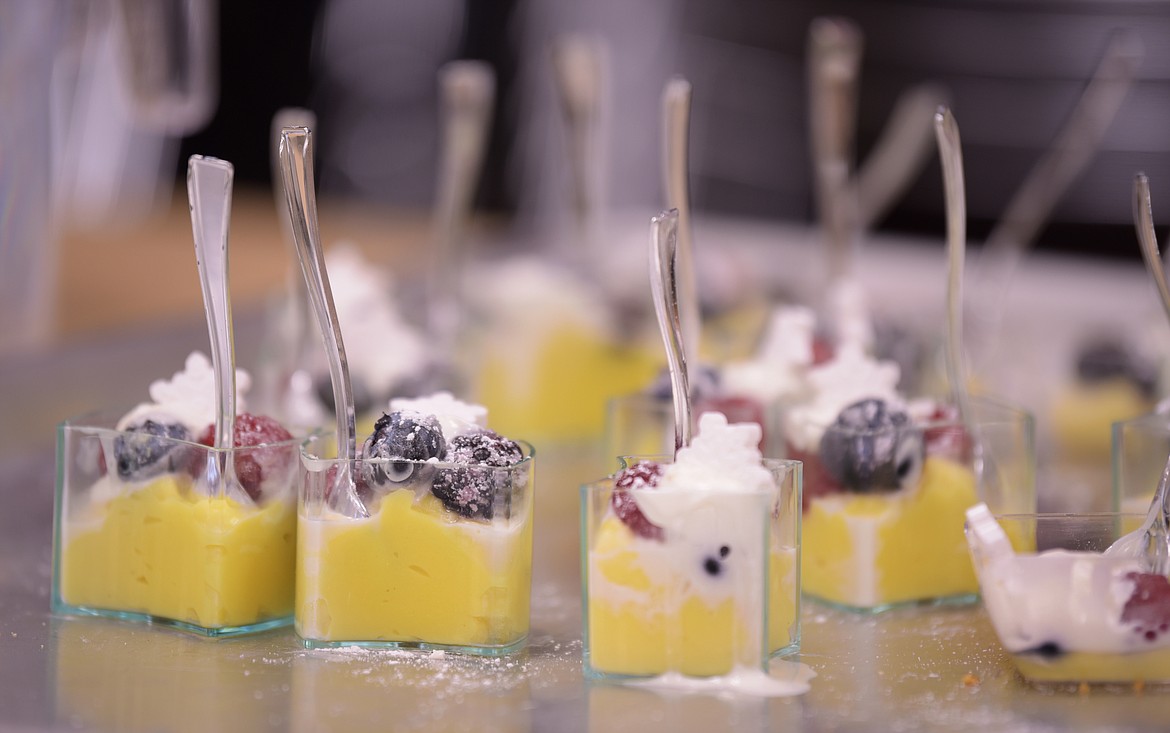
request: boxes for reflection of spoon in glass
[278,126,368,519]
[187,155,247,503]
[1105,174,1170,572]
[650,209,691,453]
[933,107,981,466]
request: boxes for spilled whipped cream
[966,504,1167,656]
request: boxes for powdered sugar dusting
[390,391,487,441]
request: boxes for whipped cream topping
[783,345,903,452]
[965,504,1164,656]
[720,306,815,404]
[326,243,430,396]
[117,351,251,434]
[389,391,487,442]
[632,413,775,604]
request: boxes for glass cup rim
[59,410,316,452]
[787,394,1031,439]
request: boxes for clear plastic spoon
[661,76,700,372]
[808,16,862,284]
[933,107,982,470]
[650,209,691,454]
[1104,173,1170,572]
[428,60,495,378]
[278,126,368,519]
[552,33,607,257]
[187,155,248,504]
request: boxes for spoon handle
[553,34,606,249]
[279,127,367,518]
[984,31,1141,258]
[808,16,862,282]
[187,155,236,453]
[1133,173,1170,574]
[1134,174,1170,326]
[853,83,948,230]
[650,209,691,453]
[661,77,700,370]
[933,107,974,431]
[430,61,495,355]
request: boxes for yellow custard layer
[476,324,660,441]
[1051,379,1152,461]
[586,516,795,677]
[1012,648,1170,684]
[296,489,533,648]
[801,457,979,609]
[59,476,296,629]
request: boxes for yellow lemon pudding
[296,392,534,654]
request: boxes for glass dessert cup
[296,435,535,655]
[580,457,801,681]
[791,396,1036,613]
[1112,411,1169,525]
[972,511,1165,686]
[605,392,785,462]
[51,409,302,637]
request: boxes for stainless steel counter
[2,254,1168,733]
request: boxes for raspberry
[431,430,525,520]
[812,335,834,365]
[922,402,973,462]
[789,446,842,512]
[611,461,665,541]
[323,463,373,507]
[1121,572,1170,642]
[195,413,295,501]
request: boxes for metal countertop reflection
[2,313,1169,733]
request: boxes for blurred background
[2,0,1169,351]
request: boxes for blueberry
[315,373,375,417]
[1027,642,1065,659]
[648,365,720,402]
[431,430,525,520]
[360,411,446,487]
[114,420,192,481]
[1076,339,1158,398]
[702,546,731,577]
[818,399,924,493]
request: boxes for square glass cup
[51,409,303,636]
[791,396,1035,612]
[296,435,535,655]
[580,456,801,681]
[604,392,785,461]
[977,512,1161,685]
[1112,411,1169,516]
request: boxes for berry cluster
[359,412,526,520]
[611,461,665,541]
